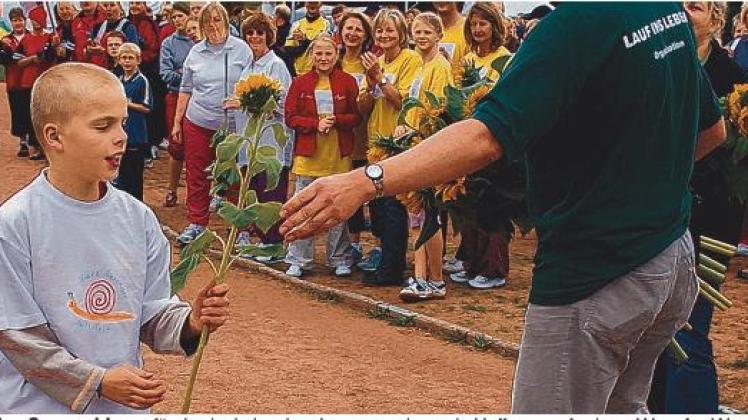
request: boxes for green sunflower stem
[181,114,261,413]
[180,326,210,413]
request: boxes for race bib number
[352,73,365,88]
[315,90,334,115]
[439,42,456,59]
[409,77,423,99]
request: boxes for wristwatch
[378,76,388,87]
[364,164,385,199]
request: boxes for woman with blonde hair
[337,10,375,261]
[283,35,361,277]
[172,2,252,245]
[357,9,422,286]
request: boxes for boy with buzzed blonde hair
[0,62,230,414]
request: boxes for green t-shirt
[473,3,722,306]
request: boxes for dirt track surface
[0,87,513,413]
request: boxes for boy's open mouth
[105,153,123,169]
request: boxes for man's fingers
[279,182,320,221]
[286,207,339,242]
[280,197,325,236]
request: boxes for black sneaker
[17,144,29,158]
[362,271,404,286]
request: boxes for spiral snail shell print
[67,279,135,322]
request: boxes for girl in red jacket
[283,35,362,278]
[0,8,30,158]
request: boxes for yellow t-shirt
[406,54,453,127]
[341,56,366,86]
[463,46,513,83]
[361,48,422,147]
[440,16,468,75]
[341,56,368,161]
[292,78,353,177]
[285,17,330,75]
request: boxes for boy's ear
[43,123,63,152]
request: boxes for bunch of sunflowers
[698,84,748,203]
[375,54,528,248]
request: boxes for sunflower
[463,84,493,118]
[435,177,466,202]
[235,74,283,114]
[739,106,748,138]
[397,190,425,214]
[455,58,482,88]
[367,146,391,164]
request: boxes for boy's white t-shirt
[0,171,173,413]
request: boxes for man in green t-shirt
[277,3,725,413]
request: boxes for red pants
[459,221,510,279]
[183,118,215,226]
[165,92,184,160]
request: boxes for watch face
[366,165,383,179]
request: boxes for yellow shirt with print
[285,17,330,75]
[293,78,353,178]
[440,16,468,75]
[406,54,453,128]
[463,46,512,84]
[360,48,422,149]
[341,57,369,161]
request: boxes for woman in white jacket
[225,12,293,262]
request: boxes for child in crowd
[0,62,229,414]
[105,30,126,73]
[394,12,452,301]
[14,5,56,160]
[185,15,202,42]
[160,2,195,207]
[114,43,151,201]
[0,7,32,158]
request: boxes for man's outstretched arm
[279,119,503,241]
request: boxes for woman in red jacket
[283,34,361,278]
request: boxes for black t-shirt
[473,3,722,305]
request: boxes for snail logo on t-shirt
[66,278,135,323]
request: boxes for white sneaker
[286,264,303,277]
[235,232,252,254]
[737,243,748,256]
[450,270,470,283]
[176,224,206,245]
[399,277,434,302]
[443,258,464,274]
[209,195,225,213]
[428,280,447,298]
[468,275,506,289]
[334,265,352,277]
